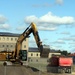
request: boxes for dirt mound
[0,66,73,75]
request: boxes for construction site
[0,0,75,75]
[0,22,75,75]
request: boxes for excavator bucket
[39,45,50,58]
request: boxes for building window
[3,45,4,47]
[11,38,13,41]
[31,59,33,62]
[36,53,38,56]
[15,38,17,41]
[0,37,1,40]
[11,45,13,47]
[36,59,38,62]
[31,53,33,56]
[25,39,26,41]
[24,45,26,48]
[3,37,5,40]
[7,37,9,40]
[7,45,9,47]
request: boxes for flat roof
[29,47,59,53]
[0,32,29,37]
[29,48,39,52]
[0,32,20,37]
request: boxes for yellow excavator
[3,22,50,65]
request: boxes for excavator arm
[31,23,50,57]
[13,22,50,59]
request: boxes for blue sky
[0,0,75,53]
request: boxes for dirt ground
[0,65,75,75]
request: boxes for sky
[0,0,75,53]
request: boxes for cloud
[29,38,37,47]
[25,12,75,25]
[50,45,62,50]
[38,26,57,31]
[16,26,26,30]
[0,24,10,30]
[43,3,53,7]
[0,14,11,30]
[24,12,75,31]
[0,15,7,24]
[69,42,75,45]
[32,4,40,8]
[32,3,53,8]
[38,12,75,25]
[61,31,70,35]
[55,39,65,44]
[61,37,75,41]
[32,0,63,8]
[29,37,35,43]
[55,0,63,5]
[50,39,65,44]
[70,35,75,37]
[25,15,38,24]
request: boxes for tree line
[57,50,71,56]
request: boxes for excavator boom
[31,23,50,57]
[2,22,50,66]
[13,22,50,60]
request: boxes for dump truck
[47,55,73,73]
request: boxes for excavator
[3,22,50,65]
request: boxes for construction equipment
[47,55,73,73]
[3,22,50,65]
